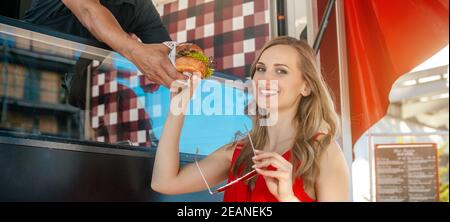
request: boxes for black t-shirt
[23,0,171,44]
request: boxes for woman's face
[252,45,309,112]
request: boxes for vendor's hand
[127,43,187,88]
[128,33,142,43]
[252,150,299,202]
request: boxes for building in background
[0,36,83,139]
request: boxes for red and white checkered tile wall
[90,0,271,147]
[90,67,159,147]
[160,0,271,78]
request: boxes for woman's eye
[276,69,288,75]
[256,67,266,72]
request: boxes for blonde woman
[151,37,349,202]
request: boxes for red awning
[344,0,449,147]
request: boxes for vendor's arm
[62,0,186,87]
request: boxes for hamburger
[175,43,214,79]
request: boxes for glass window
[0,18,252,155]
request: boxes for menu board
[375,143,439,202]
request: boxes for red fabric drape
[344,0,449,146]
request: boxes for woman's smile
[258,87,279,98]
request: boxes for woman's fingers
[254,167,290,179]
[253,150,290,164]
[252,156,287,171]
[252,150,292,170]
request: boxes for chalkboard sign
[375,143,439,202]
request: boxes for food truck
[0,0,448,202]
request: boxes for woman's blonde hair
[231,36,340,190]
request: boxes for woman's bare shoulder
[315,140,350,201]
[319,140,346,164]
[317,140,349,184]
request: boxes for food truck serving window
[0,15,254,155]
[1,0,275,155]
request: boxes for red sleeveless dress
[223,142,316,202]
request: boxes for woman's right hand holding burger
[169,71,202,115]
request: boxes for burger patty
[175,56,207,77]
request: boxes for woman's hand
[169,72,201,115]
[252,150,300,202]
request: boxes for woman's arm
[151,77,233,195]
[315,141,350,202]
